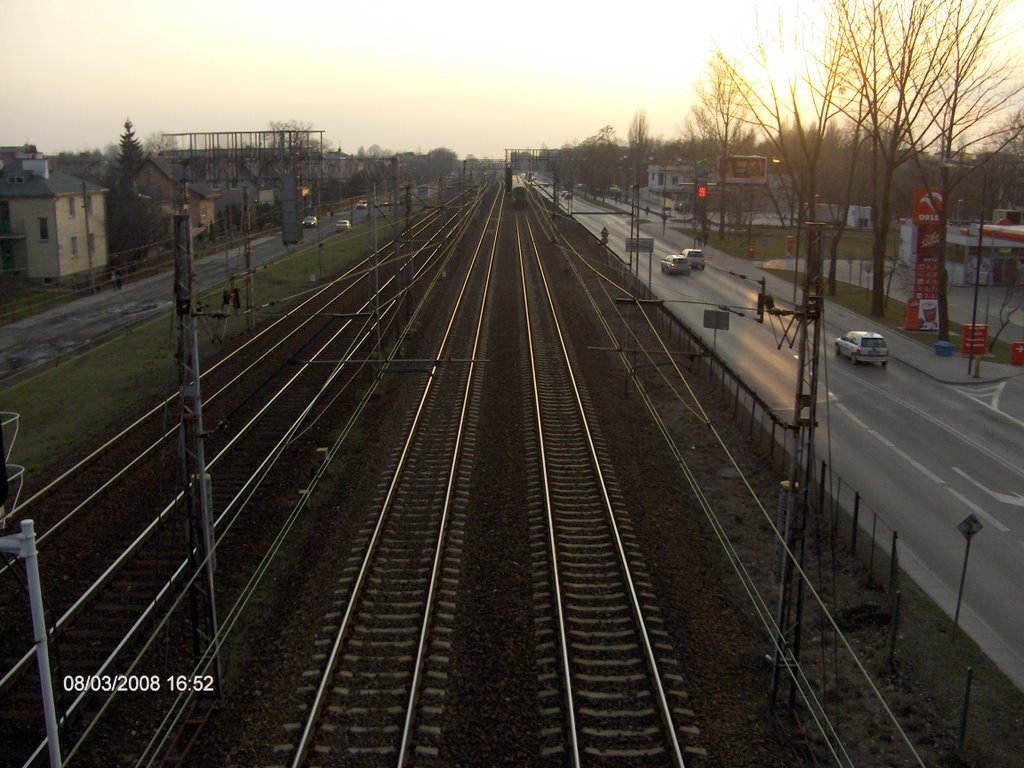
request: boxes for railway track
[0,189,484,766]
[267,184,709,767]
[281,187,503,768]
[516,213,702,766]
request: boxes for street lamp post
[967,169,987,377]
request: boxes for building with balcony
[0,158,108,284]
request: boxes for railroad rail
[282,186,503,767]
[516,211,699,766]
[0,188,484,766]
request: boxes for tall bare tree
[722,5,854,265]
[691,48,751,239]
[628,110,652,189]
[907,0,1022,340]
[834,0,952,317]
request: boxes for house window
[71,236,78,258]
[38,217,49,241]
[68,197,76,218]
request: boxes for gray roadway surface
[0,231,316,385]
[569,195,1024,387]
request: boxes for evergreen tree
[105,118,162,268]
[116,118,145,194]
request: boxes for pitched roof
[0,160,106,198]
[139,156,219,198]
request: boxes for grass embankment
[2,227,371,476]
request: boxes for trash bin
[934,340,954,357]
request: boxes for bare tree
[834,0,951,317]
[144,131,177,154]
[691,48,752,239]
[907,0,1023,340]
[628,110,652,188]
[723,5,854,268]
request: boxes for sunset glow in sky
[4,0,1023,158]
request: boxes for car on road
[336,219,351,232]
[302,215,318,228]
[660,253,692,275]
[835,331,889,366]
[356,200,368,210]
[683,248,706,269]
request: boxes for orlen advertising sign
[906,188,944,331]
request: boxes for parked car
[835,331,889,366]
[302,215,318,228]
[335,219,351,232]
[683,248,706,269]
[660,253,692,275]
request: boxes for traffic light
[697,184,707,199]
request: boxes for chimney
[22,157,50,179]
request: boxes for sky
[4,0,1024,160]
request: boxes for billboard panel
[722,156,767,185]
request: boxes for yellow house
[0,158,108,284]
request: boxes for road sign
[957,514,983,539]
[703,310,730,330]
[625,238,654,254]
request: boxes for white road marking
[868,430,946,484]
[951,466,1024,508]
[945,486,1011,532]
[953,382,1024,429]
[840,374,1024,481]
[834,401,869,429]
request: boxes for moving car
[356,200,368,210]
[302,215,318,228]
[336,219,351,232]
[835,331,889,366]
[683,248,706,269]
[660,253,692,275]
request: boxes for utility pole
[173,163,221,694]
[369,182,384,398]
[770,222,825,712]
[243,186,254,331]
[81,178,95,294]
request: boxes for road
[563,190,1024,692]
[0,209,373,384]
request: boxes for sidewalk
[0,234,285,387]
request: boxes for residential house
[133,155,219,233]
[0,158,108,284]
